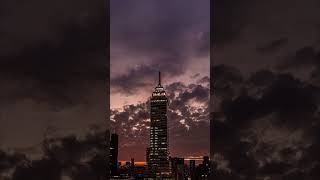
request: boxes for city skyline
[110,0,210,162]
[109,73,211,179]
[0,0,320,179]
[111,70,210,163]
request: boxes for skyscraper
[131,158,135,167]
[202,156,210,179]
[146,147,150,165]
[130,158,135,176]
[110,133,119,176]
[170,157,185,180]
[149,72,170,177]
[189,160,196,180]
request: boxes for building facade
[110,133,119,176]
[149,72,170,177]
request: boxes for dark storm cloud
[212,0,320,179]
[111,64,184,95]
[211,64,320,179]
[111,79,209,160]
[197,76,210,84]
[248,70,276,87]
[276,46,320,86]
[0,128,108,180]
[0,0,108,169]
[211,65,243,100]
[278,46,317,69]
[213,0,320,74]
[0,0,107,108]
[257,38,289,53]
[0,150,27,175]
[166,82,186,94]
[177,84,209,104]
[212,65,243,85]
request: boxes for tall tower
[149,71,170,176]
[110,133,119,176]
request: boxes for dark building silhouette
[202,156,210,178]
[126,162,131,167]
[170,157,185,180]
[130,158,135,176]
[149,72,170,177]
[193,156,211,180]
[146,147,150,165]
[194,164,205,180]
[110,133,119,176]
[189,160,196,180]
[210,113,214,161]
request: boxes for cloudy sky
[0,0,107,157]
[0,0,109,179]
[212,0,320,179]
[3,0,320,179]
[110,0,210,161]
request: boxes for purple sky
[110,0,210,161]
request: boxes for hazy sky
[0,0,107,158]
[110,0,210,161]
[212,0,320,179]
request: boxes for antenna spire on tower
[158,71,161,86]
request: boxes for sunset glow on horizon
[110,0,210,161]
